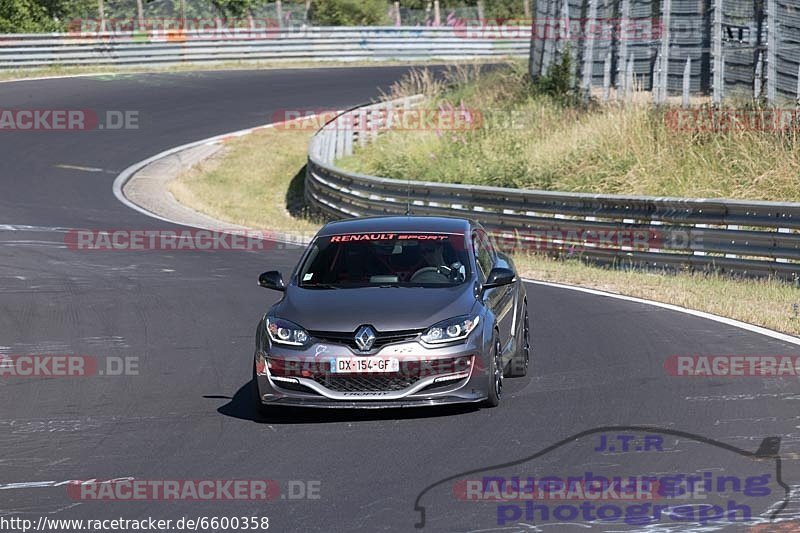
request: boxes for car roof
[316,216,472,237]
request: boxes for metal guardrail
[306,97,800,279]
[0,27,528,69]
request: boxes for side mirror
[258,271,285,292]
[481,267,515,294]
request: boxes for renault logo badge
[354,325,377,351]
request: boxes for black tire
[484,334,503,407]
[506,302,530,377]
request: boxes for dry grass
[169,119,322,235]
[340,62,800,202]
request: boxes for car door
[473,229,514,354]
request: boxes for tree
[0,0,59,32]
[310,0,390,26]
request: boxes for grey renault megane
[252,216,529,411]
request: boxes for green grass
[339,62,800,202]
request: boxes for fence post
[652,50,662,104]
[618,0,630,100]
[682,56,691,107]
[276,0,283,29]
[754,51,763,99]
[478,0,485,20]
[767,0,777,103]
[625,52,635,101]
[659,0,671,104]
[524,0,531,17]
[581,0,598,102]
[712,0,723,105]
[434,0,441,26]
[603,51,612,101]
[394,1,402,26]
[797,64,800,105]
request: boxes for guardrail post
[343,114,354,157]
[335,115,346,159]
[327,122,337,163]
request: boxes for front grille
[308,328,423,352]
[315,373,418,392]
[268,355,473,394]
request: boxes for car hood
[272,284,478,332]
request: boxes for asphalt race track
[2,66,800,533]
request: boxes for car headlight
[421,315,480,344]
[266,317,309,346]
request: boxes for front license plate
[332,358,399,373]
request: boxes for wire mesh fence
[529,0,800,104]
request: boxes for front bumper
[254,335,491,408]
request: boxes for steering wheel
[409,267,449,283]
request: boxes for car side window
[473,231,493,279]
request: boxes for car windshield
[298,232,470,288]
